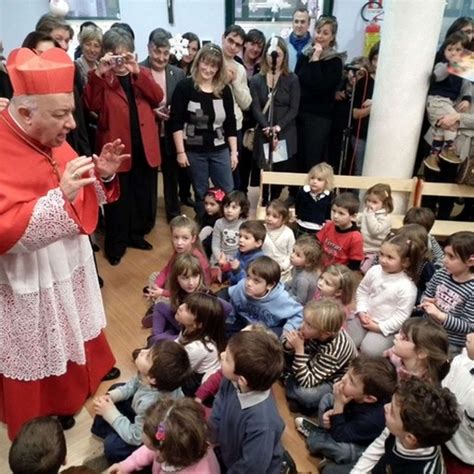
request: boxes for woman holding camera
[295,16,346,171]
[84,28,163,266]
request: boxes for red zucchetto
[7,47,74,96]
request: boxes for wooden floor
[0,177,320,473]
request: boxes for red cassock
[0,109,119,439]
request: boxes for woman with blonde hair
[296,16,346,171]
[250,35,300,201]
[170,43,238,221]
[75,24,103,90]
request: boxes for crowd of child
[8,163,474,474]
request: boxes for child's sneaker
[439,146,463,164]
[424,153,441,172]
[294,416,319,437]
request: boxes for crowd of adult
[0,7,472,441]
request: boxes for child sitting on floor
[317,192,364,271]
[385,317,450,384]
[228,256,303,336]
[286,235,323,305]
[421,231,474,355]
[212,190,249,263]
[91,341,190,463]
[175,292,226,396]
[403,206,444,269]
[314,263,359,323]
[283,299,357,413]
[295,355,397,467]
[211,330,285,473]
[194,323,276,406]
[351,378,460,473]
[142,216,211,327]
[262,199,296,282]
[108,398,220,473]
[199,187,225,259]
[442,332,474,472]
[347,233,422,356]
[150,253,232,343]
[395,224,436,306]
[9,417,67,474]
[219,220,266,286]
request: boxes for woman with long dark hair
[250,36,300,200]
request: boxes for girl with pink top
[144,215,211,300]
[108,398,220,473]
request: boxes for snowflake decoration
[267,0,291,14]
[169,34,189,61]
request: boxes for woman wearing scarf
[296,17,346,171]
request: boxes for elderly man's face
[148,43,170,72]
[25,93,76,147]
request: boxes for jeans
[306,393,365,464]
[91,385,140,463]
[285,375,332,411]
[187,148,234,220]
[321,461,357,474]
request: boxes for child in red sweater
[317,192,364,271]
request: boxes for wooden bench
[416,180,474,237]
[256,171,418,230]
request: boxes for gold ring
[72,172,79,180]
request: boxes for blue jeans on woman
[187,148,234,220]
[305,393,365,464]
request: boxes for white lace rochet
[0,188,107,381]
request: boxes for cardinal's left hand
[94,139,130,179]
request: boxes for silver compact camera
[110,55,125,66]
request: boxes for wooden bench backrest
[257,171,417,210]
[416,181,474,206]
[256,172,473,237]
[416,180,474,237]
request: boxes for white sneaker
[294,416,319,437]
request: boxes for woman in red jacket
[84,28,163,265]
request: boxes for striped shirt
[290,329,357,388]
[423,268,474,348]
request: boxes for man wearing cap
[0,47,128,439]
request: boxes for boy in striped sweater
[283,298,357,413]
[421,231,474,354]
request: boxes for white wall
[333,0,367,61]
[0,0,225,60]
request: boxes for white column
[363,0,445,207]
